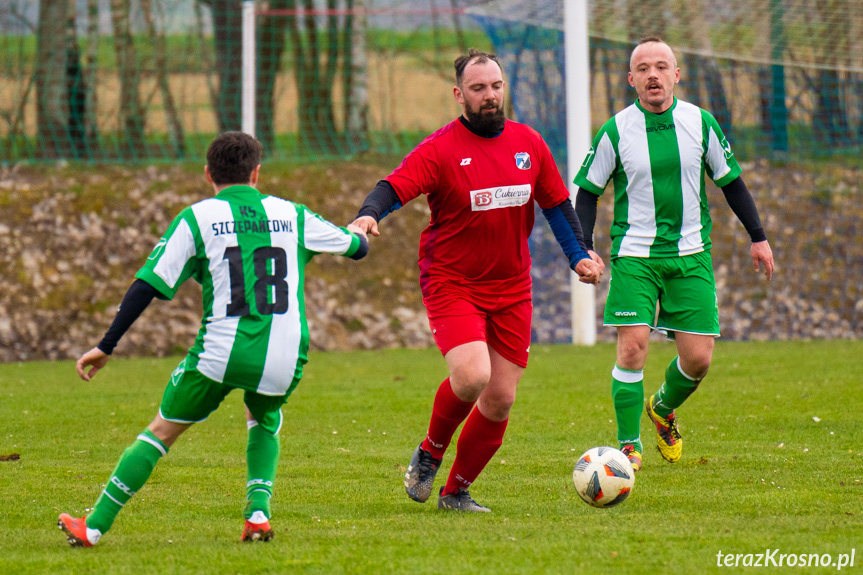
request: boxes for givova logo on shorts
[170,359,186,387]
[470,184,532,211]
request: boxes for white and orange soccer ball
[572,446,635,508]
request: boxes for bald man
[573,37,774,471]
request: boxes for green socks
[654,356,701,417]
[244,421,280,520]
[86,429,168,534]
[611,365,644,452]
[84,419,281,533]
[83,419,282,534]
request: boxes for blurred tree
[200,0,243,132]
[65,0,87,158]
[198,0,368,155]
[286,0,340,155]
[109,0,147,158]
[344,0,369,149]
[35,0,69,158]
[256,0,290,150]
[84,0,101,157]
[142,0,186,158]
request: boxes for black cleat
[404,443,442,503]
[437,487,491,513]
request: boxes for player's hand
[575,258,602,285]
[350,216,380,237]
[588,249,605,275]
[76,347,110,382]
[346,223,368,239]
[751,240,774,280]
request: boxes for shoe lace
[665,413,682,441]
[456,489,478,505]
[417,449,440,475]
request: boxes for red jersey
[386,118,569,296]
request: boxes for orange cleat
[58,513,99,547]
[242,512,274,542]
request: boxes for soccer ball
[572,446,635,508]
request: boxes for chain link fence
[1,0,860,344]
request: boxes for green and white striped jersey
[574,98,742,258]
[136,185,363,396]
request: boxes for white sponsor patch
[470,184,531,211]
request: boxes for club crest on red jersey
[514,152,531,170]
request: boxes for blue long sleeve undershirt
[541,199,591,270]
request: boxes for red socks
[420,377,510,495]
[421,378,475,459]
[442,408,508,496]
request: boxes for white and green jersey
[136,185,363,396]
[575,98,742,258]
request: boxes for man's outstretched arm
[352,180,403,236]
[541,199,602,285]
[76,279,159,381]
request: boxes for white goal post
[564,0,596,345]
[242,0,256,136]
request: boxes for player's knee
[691,362,711,381]
[681,355,711,381]
[148,416,190,448]
[479,393,515,420]
[617,339,648,368]
[450,364,491,398]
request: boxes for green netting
[470,0,863,165]
[6,1,862,166]
[470,0,863,341]
[1,0,860,341]
[0,0,494,163]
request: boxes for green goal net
[1,0,860,342]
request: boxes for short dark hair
[206,131,263,186]
[630,36,677,68]
[637,35,666,46]
[454,48,502,85]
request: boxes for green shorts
[159,358,288,434]
[604,251,719,337]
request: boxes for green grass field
[1,341,861,574]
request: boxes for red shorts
[423,283,532,368]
